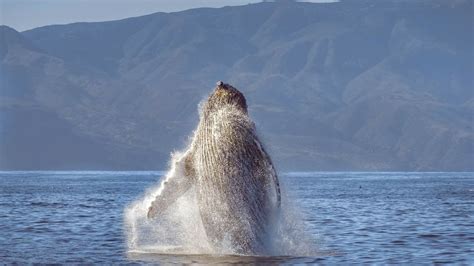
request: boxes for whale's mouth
[208,81,247,112]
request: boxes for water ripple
[0,171,473,264]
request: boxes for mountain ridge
[1,0,472,171]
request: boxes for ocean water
[0,171,473,264]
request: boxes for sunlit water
[0,171,473,264]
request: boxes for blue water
[0,171,473,264]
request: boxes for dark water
[0,171,473,264]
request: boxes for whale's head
[204,81,248,114]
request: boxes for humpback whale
[147,81,281,254]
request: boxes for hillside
[0,0,472,170]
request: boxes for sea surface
[0,171,473,264]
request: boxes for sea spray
[124,150,317,256]
[266,178,320,256]
[124,150,212,254]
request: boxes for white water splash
[124,150,212,254]
[124,150,317,256]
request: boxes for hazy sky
[0,0,336,32]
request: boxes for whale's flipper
[147,152,195,219]
[251,136,281,209]
[261,145,281,208]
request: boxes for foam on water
[124,150,317,256]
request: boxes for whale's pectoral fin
[259,143,281,208]
[270,166,281,208]
[147,152,195,219]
